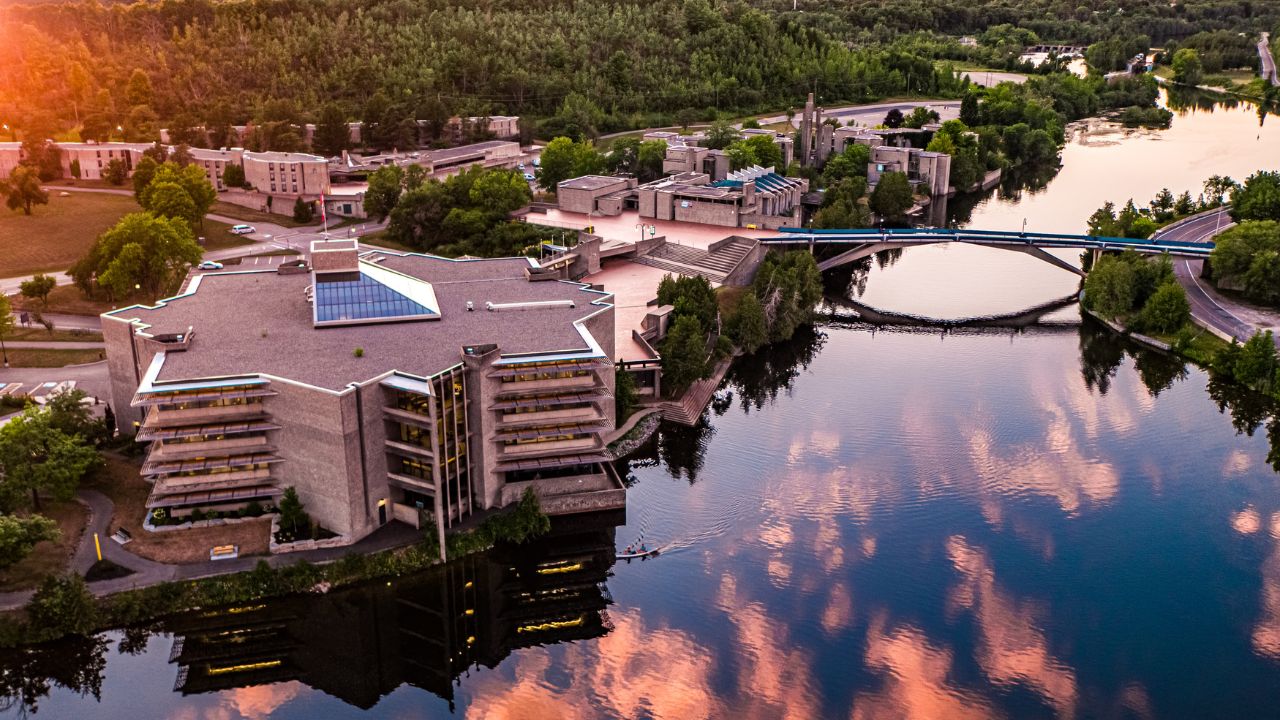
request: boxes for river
[5,95,1280,720]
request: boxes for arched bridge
[766,228,1215,275]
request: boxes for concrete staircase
[631,238,755,284]
[660,356,733,425]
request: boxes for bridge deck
[768,227,1214,258]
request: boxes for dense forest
[0,0,1276,145]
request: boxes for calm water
[7,97,1280,720]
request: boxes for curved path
[1153,207,1280,347]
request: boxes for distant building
[102,240,623,550]
[867,146,952,197]
[636,166,806,229]
[0,142,22,179]
[662,145,730,181]
[556,175,637,215]
[188,147,243,192]
[57,142,152,180]
[242,150,330,198]
[330,141,522,182]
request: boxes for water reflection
[0,513,621,717]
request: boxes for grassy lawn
[4,348,104,367]
[6,326,101,341]
[0,191,138,277]
[200,218,257,252]
[10,284,120,316]
[0,501,89,592]
[1147,323,1232,367]
[210,200,350,231]
[360,230,419,254]
[87,456,271,564]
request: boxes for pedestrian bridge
[766,228,1215,275]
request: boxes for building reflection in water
[164,511,622,712]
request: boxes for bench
[209,545,239,561]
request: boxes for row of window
[501,369,591,384]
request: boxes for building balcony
[385,439,436,460]
[498,436,602,460]
[387,472,436,495]
[494,374,599,395]
[497,406,606,428]
[147,436,275,462]
[144,404,270,429]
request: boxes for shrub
[27,575,98,638]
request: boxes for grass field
[200,218,257,252]
[10,284,118,316]
[0,501,89,592]
[6,326,100,341]
[88,456,271,564]
[4,348,104,367]
[0,191,138,277]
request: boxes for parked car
[532,157,540,167]
[197,261,224,270]
[523,172,536,181]
[517,162,525,169]
[230,224,255,235]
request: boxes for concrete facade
[59,142,151,180]
[0,142,20,179]
[556,175,636,215]
[102,244,622,552]
[867,146,952,197]
[634,166,806,229]
[242,150,330,198]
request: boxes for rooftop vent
[310,238,360,275]
[485,300,575,312]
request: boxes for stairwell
[631,237,755,284]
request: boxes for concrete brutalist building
[102,240,624,553]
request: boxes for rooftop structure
[330,141,521,181]
[635,165,806,229]
[102,242,623,553]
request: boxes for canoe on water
[616,546,663,560]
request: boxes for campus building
[0,142,20,179]
[330,141,523,184]
[241,150,330,198]
[102,240,624,552]
[866,145,952,197]
[56,142,152,180]
[637,167,806,228]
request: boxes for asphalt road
[1260,33,1279,87]
[1153,208,1266,344]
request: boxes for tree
[1211,221,1280,305]
[313,103,349,156]
[123,105,158,142]
[537,136,595,192]
[19,274,55,307]
[403,164,427,191]
[131,156,158,198]
[80,113,113,143]
[138,162,216,222]
[1231,331,1279,393]
[1174,191,1196,216]
[1230,171,1280,223]
[103,159,128,186]
[1150,188,1175,222]
[960,93,981,127]
[69,158,81,180]
[661,314,710,392]
[869,171,913,222]
[1138,282,1190,333]
[1204,175,1238,207]
[1084,254,1137,318]
[145,182,198,225]
[903,107,940,129]
[675,108,699,131]
[822,144,870,188]
[1172,48,1204,86]
[883,108,904,129]
[364,165,404,221]
[125,69,153,107]
[27,575,97,638]
[44,389,102,444]
[732,291,768,353]
[0,514,59,570]
[222,162,246,189]
[73,212,201,299]
[278,487,310,539]
[636,140,667,183]
[0,294,12,368]
[0,166,49,215]
[468,169,531,215]
[704,120,741,150]
[0,408,99,513]
[553,92,605,141]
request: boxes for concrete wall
[672,197,739,227]
[558,187,599,215]
[61,144,148,180]
[242,152,330,198]
[0,144,20,179]
[101,316,145,431]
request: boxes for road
[0,360,111,400]
[1260,32,1279,87]
[1153,207,1279,348]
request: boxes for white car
[523,172,536,181]
[230,224,255,235]
[197,261,224,270]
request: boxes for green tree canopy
[0,514,59,570]
[1211,221,1280,306]
[869,171,913,222]
[1230,171,1280,223]
[0,407,99,513]
[19,274,55,307]
[364,165,404,221]
[144,181,198,225]
[72,212,201,299]
[0,166,49,215]
[1172,48,1204,85]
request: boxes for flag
[319,193,327,225]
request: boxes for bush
[278,487,310,540]
[614,367,637,424]
[1137,282,1191,334]
[27,575,98,638]
[292,197,314,223]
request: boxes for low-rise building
[242,150,330,198]
[0,142,20,179]
[189,147,243,191]
[556,175,637,215]
[102,240,623,551]
[867,146,952,197]
[636,166,806,229]
[330,141,522,182]
[58,142,152,180]
[662,145,730,181]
